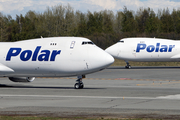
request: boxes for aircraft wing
[0,63,14,72]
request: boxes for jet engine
[9,77,35,82]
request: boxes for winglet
[0,63,14,72]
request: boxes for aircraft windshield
[118,40,124,43]
[82,41,94,45]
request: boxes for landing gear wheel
[80,83,84,89]
[125,65,131,69]
[74,83,80,89]
[125,61,131,69]
[74,77,84,89]
[74,83,84,89]
[74,75,85,89]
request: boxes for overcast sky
[1,0,180,18]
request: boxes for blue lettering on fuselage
[136,43,175,53]
[6,46,61,61]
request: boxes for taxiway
[0,66,180,119]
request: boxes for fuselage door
[70,41,88,70]
[70,41,75,49]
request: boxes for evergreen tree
[172,9,180,34]
[87,11,103,35]
[77,13,88,36]
[136,8,150,33]
[121,6,135,32]
[145,10,158,33]
[160,8,173,33]
[102,10,113,33]
[0,13,8,41]
[114,11,123,33]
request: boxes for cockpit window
[118,40,124,43]
[82,41,94,45]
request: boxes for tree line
[1,4,180,49]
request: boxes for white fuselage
[0,37,114,77]
[105,38,180,62]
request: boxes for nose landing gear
[125,61,131,69]
[74,75,85,89]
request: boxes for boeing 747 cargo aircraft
[105,37,179,68]
[0,37,114,89]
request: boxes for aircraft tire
[125,65,131,69]
[125,66,128,69]
[80,83,84,89]
[74,83,80,89]
[74,83,84,89]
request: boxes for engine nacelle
[9,77,35,82]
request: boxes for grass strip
[0,116,163,120]
[112,59,180,66]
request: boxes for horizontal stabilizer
[171,54,180,59]
[0,63,14,72]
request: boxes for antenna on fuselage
[41,36,43,39]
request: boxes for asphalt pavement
[0,66,180,119]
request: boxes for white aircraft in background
[0,37,114,89]
[105,37,179,68]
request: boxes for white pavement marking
[0,94,180,100]
[157,94,180,99]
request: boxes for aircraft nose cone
[90,47,114,69]
[103,52,114,66]
[105,47,113,54]
[105,44,118,57]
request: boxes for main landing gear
[125,61,131,69]
[74,75,85,89]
